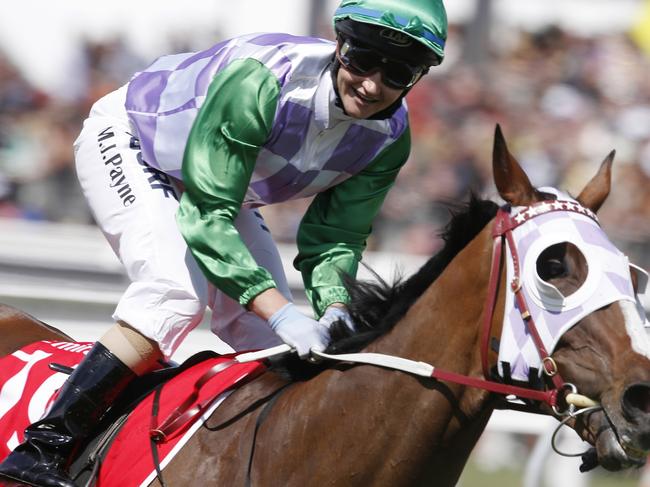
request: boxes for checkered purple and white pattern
[497,192,639,382]
[124,33,408,207]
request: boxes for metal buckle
[552,383,578,416]
[542,356,558,377]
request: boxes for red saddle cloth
[0,341,266,487]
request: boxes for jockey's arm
[295,127,411,318]
[177,58,282,309]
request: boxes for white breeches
[73,87,287,358]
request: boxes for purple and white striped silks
[124,33,408,208]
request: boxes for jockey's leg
[71,84,210,359]
[210,208,291,351]
[0,87,208,486]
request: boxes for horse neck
[232,227,501,487]
[368,224,494,382]
[337,225,497,484]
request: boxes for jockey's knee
[113,280,209,358]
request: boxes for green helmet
[333,0,447,65]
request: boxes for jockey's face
[336,63,405,119]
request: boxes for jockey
[0,0,447,485]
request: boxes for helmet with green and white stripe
[333,0,447,66]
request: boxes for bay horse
[1,126,650,486]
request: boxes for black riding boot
[0,342,135,487]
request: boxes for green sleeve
[294,127,411,317]
[176,58,280,306]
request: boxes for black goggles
[336,39,428,90]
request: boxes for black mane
[326,194,499,353]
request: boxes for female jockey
[0,0,447,485]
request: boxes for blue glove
[268,303,330,358]
[318,306,356,333]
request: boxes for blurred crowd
[1,21,650,269]
[0,38,141,222]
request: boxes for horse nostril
[623,383,650,418]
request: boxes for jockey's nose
[361,71,383,94]
[622,382,650,420]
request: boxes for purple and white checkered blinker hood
[497,189,649,382]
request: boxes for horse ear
[492,125,537,206]
[576,150,614,213]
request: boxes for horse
[0,125,649,486]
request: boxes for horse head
[492,124,650,471]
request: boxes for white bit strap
[236,346,436,378]
[236,344,293,363]
[311,350,435,377]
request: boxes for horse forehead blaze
[619,300,650,360]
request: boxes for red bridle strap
[481,207,566,391]
[480,236,504,379]
[275,201,600,410]
[313,204,574,410]
[430,368,558,405]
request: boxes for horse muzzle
[594,426,646,470]
[592,382,650,471]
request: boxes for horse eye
[535,242,587,295]
[537,257,567,281]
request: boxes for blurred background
[1,0,650,485]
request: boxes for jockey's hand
[319,306,356,334]
[268,303,330,358]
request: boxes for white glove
[268,303,330,358]
[318,306,356,333]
